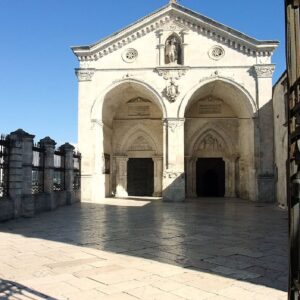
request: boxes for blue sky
[0,0,285,144]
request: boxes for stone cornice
[253,64,275,78]
[71,4,279,62]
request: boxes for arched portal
[91,80,164,199]
[184,79,256,200]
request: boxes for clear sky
[0,0,285,144]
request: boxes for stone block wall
[0,129,81,222]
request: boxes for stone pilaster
[60,143,75,205]
[180,30,188,65]
[115,156,128,198]
[162,118,185,202]
[253,64,276,202]
[156,30,165,66]
[40,136,56,210]
[153,157,163,197]
[186,157,197,198]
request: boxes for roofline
[71,2,279,56]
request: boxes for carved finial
[169,0,177,3]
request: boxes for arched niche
[165,33,182,65]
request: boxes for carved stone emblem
[164,79,180,102]
[122,48,138,63]
[208,46,225,60]
[166,119,184,132]
[156,68,188,80]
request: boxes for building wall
[273,72,288,208]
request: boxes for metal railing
[53,150,65,191]
[0,135,9,198]
[32,143,44,194]
[73,152,81,190]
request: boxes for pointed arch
[187,122,236,156]
[118,124,159,154]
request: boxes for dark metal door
[127,158,154,196]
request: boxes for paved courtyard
[0,198,288,300]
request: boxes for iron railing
[53,150,65,191]
[32,143,44,194]
[0,135,9,198]
[73,152,81,190]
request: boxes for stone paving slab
[0,198,288,299]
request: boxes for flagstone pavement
[0,198,288,300]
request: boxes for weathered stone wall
[272,72,288,208]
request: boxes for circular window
[208,46,225,60]
[122,48,138,63]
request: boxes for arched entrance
[183,79,255,200]
[93,80,164,199]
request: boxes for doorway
[196,158,225,197]
[127,158,154,196]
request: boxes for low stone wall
[0,129,81,222]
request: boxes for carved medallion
[122,48,138,63]
[208,46,225,61]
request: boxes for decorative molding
[163,170,185,180]
[253,64,275,78]
[75,69,95,81]
[155,67,189,80]
[163,79,180,103]
[198,133,223,151]
[129,136,153,151]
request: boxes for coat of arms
[164,79,180,103]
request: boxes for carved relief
[129,136,153,151]
[253,65,275,78]
[76,69,95,81]
[127,97,151,116]
[167,119,184,133]
[122,48,138,63]
[199,134,223,151]
[163,79,180,102]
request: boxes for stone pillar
[156,30,164,66]
[115,156,128,198]
[224,158,236,198]
[162,118,185,202]
[253,64,276,202]
[8,130,25,218]
[60,143,75,205]
[40,136,56,210]
[186,157,197,198]
[153,157,163,197]
[91,119,105,202]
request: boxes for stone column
[153,157,163,197]
[224,158,235,198]
[162,118,185,202]
[60,143,75,205]
[9,129,34,218]
[40,137,56,210]
[156,30,164,66]
[253,64,276,202]
[115,156,128,198]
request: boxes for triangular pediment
[72,3,278,62]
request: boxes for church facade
[72,1,278,202]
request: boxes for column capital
[10,129,35,140]
[75,68,95,82]
[60,143,75,153]
[253,64,275,78]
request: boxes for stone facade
[72,1,278,202]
